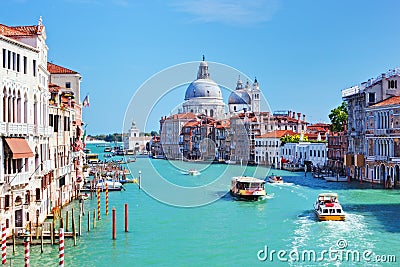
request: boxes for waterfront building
[255,130,296,167]
[342,68,400,181]
[180,115,216,161]
[158,57,309,163]
[0,18,52,230]
[364,96,400,187]
[124,120,151,154]
[327,131,347,177]
[272,110,307,133]
[281,141,327,167]
[229,112,260,164]
[214,119,231,161]
[159,113,197,159]
[0,19,84,232]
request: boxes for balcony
[0,122,6,134]
[375,129,389,136]
[375,155,390,161]
[7,123,28,135]
[5,172,30,187]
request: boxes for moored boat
[230,176,266,201]
[188,169,200,176]
[313,193,345,221]
[268,175,283,183]
[324,176,348,182]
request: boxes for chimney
[292,112,296,119]
[297,112,301,121]
[288,110,292,117]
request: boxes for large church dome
[184,59,222,100]
[185,79,222,100]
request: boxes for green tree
[329,102,348,132]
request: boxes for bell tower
[251,78,261,113]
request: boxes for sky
[3,0,400,134]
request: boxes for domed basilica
[182,57,261,119]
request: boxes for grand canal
[12,144,400,266]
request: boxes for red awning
[4,138,34,159]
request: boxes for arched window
[210,109,214,117]
[391,80,395,88]
[17,91,21,123]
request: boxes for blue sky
[3,0,400,134]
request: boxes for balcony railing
[375,155,390,161]
[376,129,389,135]
[0,122,51,136]
[0,122,6,134]
[5,172,30,187]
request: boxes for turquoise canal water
[10,144,399,266]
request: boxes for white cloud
[172,0,280,26]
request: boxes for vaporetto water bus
[230,176,266,201]
[313,192,345,221]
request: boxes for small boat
[324,176,348,182]
[188,169,200,176]
[313,193,345,221]
[225,160,236,165]
[230,176,266,201]
[78,193,89,201]
[96,180,124,191]
[104,147,112,152]
[268,175,283,183]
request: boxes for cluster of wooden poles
[3,182,130,266]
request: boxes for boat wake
[264,193,275,199]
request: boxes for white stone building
[0,18,84,233]
[182,59,225,119]
[342,68,400,180]
[364,96,400,186]
[255,130,296,167]
[124,120,151,153]
[281,142,327,167]
[0,19,52,230]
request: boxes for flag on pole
[82,94,90,107]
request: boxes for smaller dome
[228,90,251,105]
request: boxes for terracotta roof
[0,24,42,37]
[47,62,78,74]
[370,96,400,108]
[307,126,327,132]
[184,120,200,127]
[166,112,197,120]
[256,130,297,139]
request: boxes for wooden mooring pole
[87,211,90,232]
[72,208,76,246]
[112,208,116,240]
[125,203,128,232]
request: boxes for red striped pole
[1,223,6,265]
[97,186,101,220]
[59,228,64,267]
[24,232,30,267]
[106,183,109,216]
